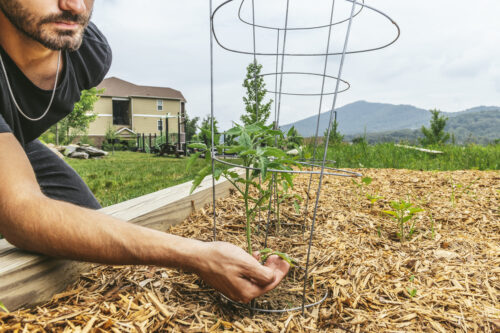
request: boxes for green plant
[183,114,200,143]
[272,176,302,231]
[105,125,118,142]
[352,176,373,198]
[407,275,417,298]
[188,122,298,255]
[450,176,480,207]
[0,300,8,313]
[259,248,298,267]
[366,193,383,208]
[60,88,103,144]
[241,61,273,125]
[324,118,344,145]
[198,115,220,148]
[383,200,424,242]
[420,109,450,146]
[285,126,303,149]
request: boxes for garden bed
[1,169,499,332]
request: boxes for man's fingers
[246,254,291,291]
[259,255,290,292]
[247,262,276,286]
[252,250,261,261]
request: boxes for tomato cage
[206,0,400,314]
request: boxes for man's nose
[59,0,87,15]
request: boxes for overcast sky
[92,0,500,130]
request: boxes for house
[87,77,186,150]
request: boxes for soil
[1,169,499,332]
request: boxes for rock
[63,145,78,156]
[70,151,89,159]
[77,146,108,157]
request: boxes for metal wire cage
[208,0,399,314]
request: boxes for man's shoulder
[83,22,111,48]
[69,22,112,90]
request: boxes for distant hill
[280,101,499,144]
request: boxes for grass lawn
[315,143,500,171]
[66,151,206,207]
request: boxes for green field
[67,144,499,207]
[66,152,206,207]
[310,143,500,171]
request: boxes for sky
[92,0,500,130]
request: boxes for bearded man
[0,0,288,304]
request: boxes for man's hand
[0,133,289,303]
[194,242,290,303]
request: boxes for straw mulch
[1,169,499,332]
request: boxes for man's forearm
[2,193,205,272]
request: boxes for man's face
[0,0,94,51]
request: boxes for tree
[198,115,220,147]
[285,126,303,149]
[324,118,344,145]
[241,61,273,125]
[420,109,450,146]
[183,114,199,143]
[56,87,103,144]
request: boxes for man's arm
[0,133,289,303]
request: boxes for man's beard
[0,0,92,51]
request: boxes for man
[0,0,289,304]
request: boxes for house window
[157,100,163,111]
[112,100,130,125]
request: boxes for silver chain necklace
[0,50,61,122]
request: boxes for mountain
[280,101,499,144]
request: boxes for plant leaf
[188,143,207,150]
[239,132,252,149]
[225,126,242,137]
[186,152,202,171]
[293,200,300,214]
[402,215,412,223]
[0,301,8,313]
[213,167,223,180]
[383,210,398,217]
[189,165,211,194]
[362,177,373,185]
[239,149,257,157]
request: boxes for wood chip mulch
[1,169,499,332]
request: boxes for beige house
[88,77,186,148]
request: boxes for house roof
[96,77,186,102]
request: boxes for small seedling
[259,248,298,268]
[352,176,373,203]
[0,300,8,313]
[407,287,417,298]
[383,200,424,242]
[366,193,383,208]
[429,211,436,239]
[450,177,480,207]
[407,275,417,297]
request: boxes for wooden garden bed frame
[0,174,235,311]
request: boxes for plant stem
[244,168,252,254]
[400,215,404,242]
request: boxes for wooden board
[395,144,443,154]
[0,174,235,311]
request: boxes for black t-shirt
[0,22,112,146]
